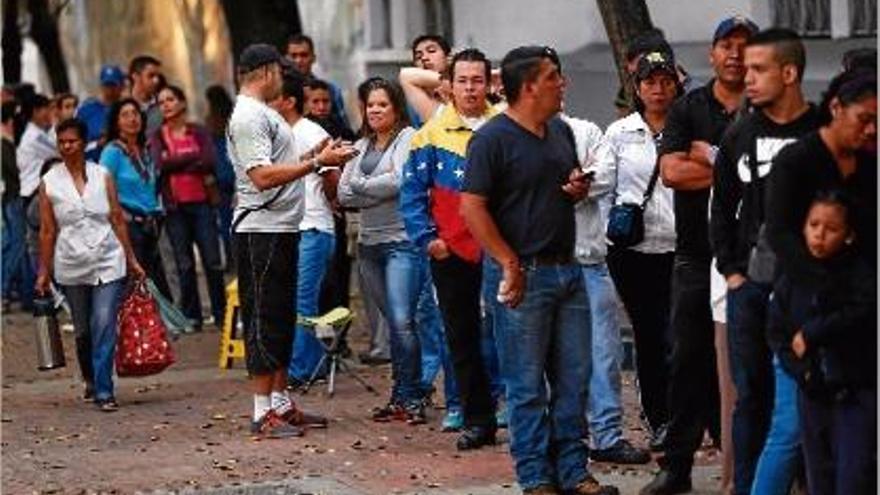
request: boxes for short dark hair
[286,34,314,53]
[305,78,332,93]
[281,71,307,115]
[26,94,51,120]
[450,48,491,83]
[842,47,877,72]
[810,188,853,226]
[55,117,88,141]
[500,46,561,105]
[411,34,451,58]
[626,28,672,62]
[818,67,877,124]
[1,101,17,124]
[746,28,805,81]
[106,98,146,148]
[356,77,410,136]
[55,92,79,109]
[128,54,161,75]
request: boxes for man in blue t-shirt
[76,64,125,162]
[460,46,617,495]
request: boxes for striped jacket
[399,103,498,263]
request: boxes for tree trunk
[27,0,70,93]
[595,0,654,111]
[221,0,301,67]
[2,0,23,84]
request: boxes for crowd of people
[0,15,876,495]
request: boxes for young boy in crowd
[766,190,876,495]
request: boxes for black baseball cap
[635,51,677,82]
[713,15,759,44]
[237,43,282,73]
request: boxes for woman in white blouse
[36,118,144,412]
[595,51,681,442]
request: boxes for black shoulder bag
[606,157,661,249]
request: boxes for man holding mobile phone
[460,46,617,495]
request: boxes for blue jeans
[164,202,226,326]
[416,260,460,410]
[496,263,592,490]
[358,241,423,405]
[480,258,507,400]
[750,355,801,495]
[288,229,336,381]
[582,263,623,450]
[2,198,35,306]
[727,279,773,495]
[62,279,126,401]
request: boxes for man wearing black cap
[227,43,356,440]
[461,45,617,495]
[642,15,759,495]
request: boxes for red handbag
[116,280,175,377]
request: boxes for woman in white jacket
[595,51,681,446]
[338,77,426,424]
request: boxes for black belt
[520,252,574,268]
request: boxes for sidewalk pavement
[2,307,723,495]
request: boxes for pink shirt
[162,127,207,204]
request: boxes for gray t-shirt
[227,94,304,233]
[359,145,383,175]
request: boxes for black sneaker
[590,439,651,465]
[250,410,304,439]
[82,384,95,403]
[371,402,407,422]
[404,401,427,425]
[456,425,496,451]
[638,469,692,495]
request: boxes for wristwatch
[309,157,322,173]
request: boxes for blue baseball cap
[713,15,759,44]
[99,65,125,86]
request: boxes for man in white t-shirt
[227,44,356,440]
[267,70,339,388]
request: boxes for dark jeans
[127,218,171,300]
[664,255,720,475]
[430,254,496,429]
[2,198,35,307]
[726,279,773,495]
[165,203,226,326]
[606,247,672,431]
[319,213,352,310]
[800,388,877,495]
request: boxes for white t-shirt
[227,94,304,233]
[293,117,333,233]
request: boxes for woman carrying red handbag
[36,118,145,412]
